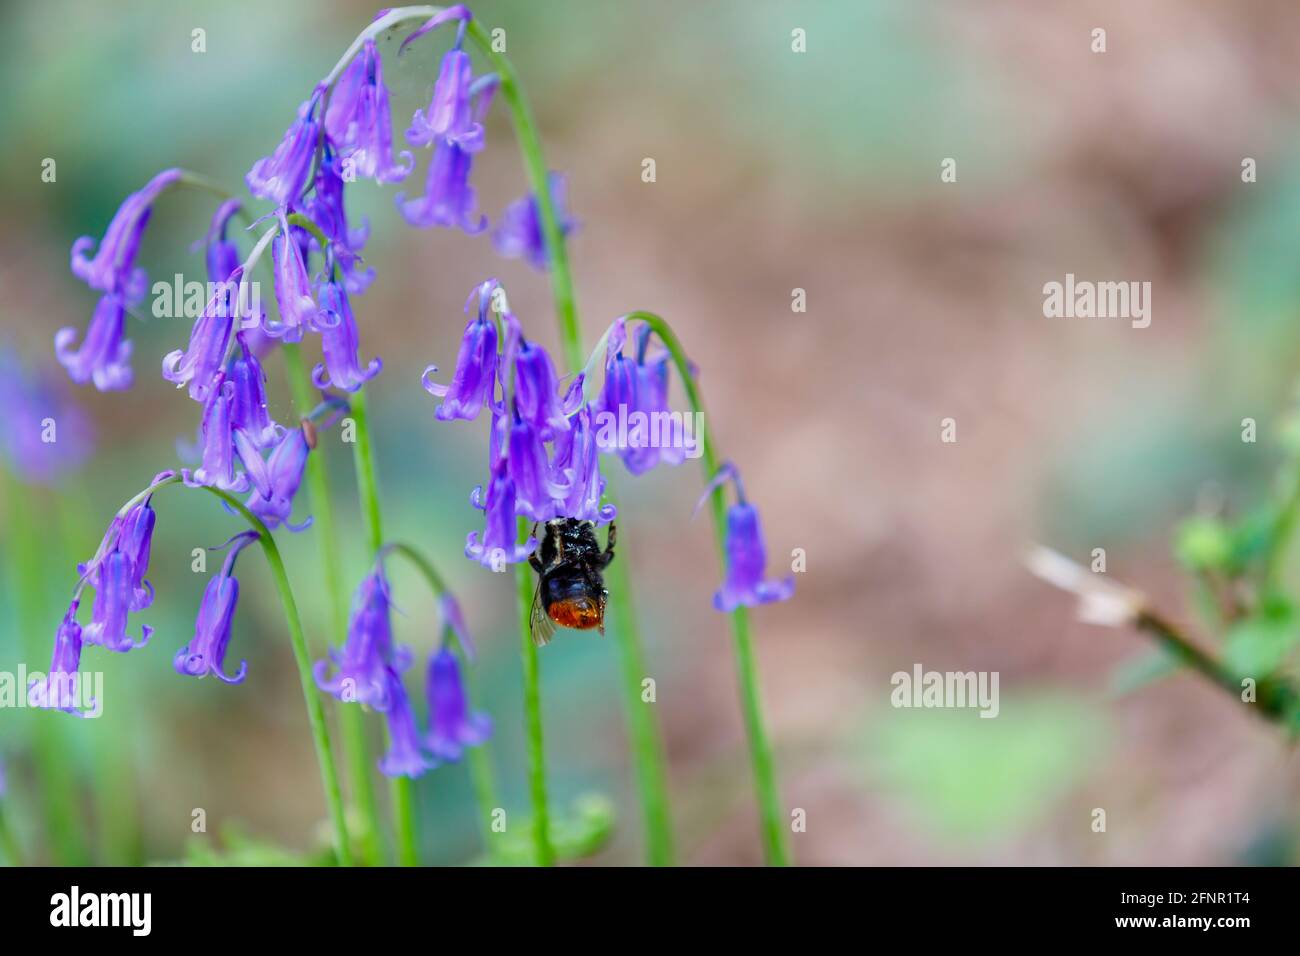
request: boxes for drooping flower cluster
[423,282,793,614]
[31,386,341,714]
[423,280,610,569]
[242,92,384,397]
[397,12,495,233]
[76,474,166,653]
[591,318,698,476]
[59,168,182,391]
[315,565,487,777]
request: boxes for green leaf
[1224,601,1299,678]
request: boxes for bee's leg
[526,523,541,570]
[599,520,617,567]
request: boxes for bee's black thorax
[536,518,602,570]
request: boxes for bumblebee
[528,518,616,645]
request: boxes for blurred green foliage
[862,695,1103,843]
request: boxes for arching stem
[104,474,353,865]
[624,311,791,866]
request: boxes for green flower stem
[1136,610,1297,722]
[348,386,420,866]
[625,311,791,866]
[600,537,676,865]
[283,343,385,866]
[2,471,87,865]
[463,19,677,866]
[349,388,385,555]
[516,517,555,866]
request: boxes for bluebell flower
[701,464,794,612]
[27,602,95,717]
[506,410,562,522]
[466,458,536,568]
[61,168,181,392]
[0,349,93,485]
[228,334,279,450]
[304,153,375,295]
[174,532,258,684]
[550,403,616,524]
[493,173,576,272]
[616,326,692,476]
[55,293,134,392]
[378,667,435,778]
[424,646,490,762]
[114,494,158,611]
[593,317,637,454]
[311,277,382,392]
[161,292,234,402]
[79,482,160,652]
[183,374,251,493]
[82,551,152,652]
[406,31,495,152]
[70,167,180,299]
[246,91,322,207]
[205,201,269,331]
[269,216,321,342]
[511,328,571,440]
[396,138,486,233]
[422,279,498,421]
[325,38,413,184]
[204,198,244,285]
[245,425,311,531]
[315,568,412,709]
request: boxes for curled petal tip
[398,4,473,55]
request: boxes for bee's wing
[529,575,556,646]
